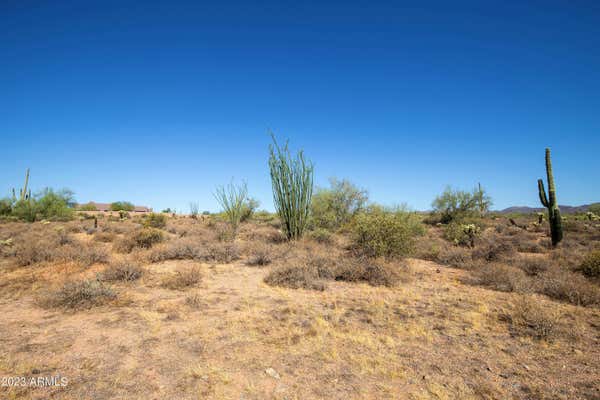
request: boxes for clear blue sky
[2,1,599,212]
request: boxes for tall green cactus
[12,168,31,202]
[268,134,314,240]
[537,148,563,247]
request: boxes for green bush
[11,188,74,222]
[588,203,600,216]
[310,178,368,231]
[0,198,13,215]
[78,202,98,211]
[443,220,483,247]
[143,212,167,229]
[578,250,600,278]
[308,227,334,244]
[214,181,248,232]
[431,185,492,224]
[110,201,134,211]
[350,207,424,259]
[240,197,260,222]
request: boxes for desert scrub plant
[246,244,273,266]
[350,206,424,259]
[264,264,326,291]
[431,185,491,224]
[307,227,334,244]
[507,295,560,340]
[110,201,134,212]
[214,180,248,233]
[443,221,482,247]
[310,177,368,231]
[577,249,600,277]
[475,263,531,293]
[143,212,167,229]
[101,261,143,282]
[537,148,563,247]
[114,228,164,253]
[161,267,202,290]
[39,279,116,309]
[268,135,314,240]
[333,259,406,287]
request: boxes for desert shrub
[310,178,368,231]
[240,197,260,222]
[214,181,248,232]
[431,185,492,224]
[114,228,164,253]
[143,213,167,229]
[264,264,326,291]
[146,240,202,262]
[577,250,600,277]
[476,263,530,292]
[14,236,57,266]
[101,261,143,282]
[202,242,240,263]
[508,296,560,340]
[93,231,116,243]
[515,240,545,253]
[514,257,550,276]
[333,259,403,287]
[78,202,98,211]
[350,207,424,259]
[62,242,109,266]
[161,267,202,290]
[246,245,273,266]
[0,198,13,215]
[269,135,314,240]
[40,279,116,309]
[110,201,134,212]
[434,246,473,268]
[537,266,600,306]
[308,227,333,244]
[472,237,516,262]
[443,221,481,247]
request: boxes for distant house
[79,202,153,213]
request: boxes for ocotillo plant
[12,168,31,202]
[214,181,248,233]
[537,148,563,247]
[268,135,314,240]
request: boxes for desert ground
[1,214,599,400]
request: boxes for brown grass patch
[38,279,116,309]
[161,266,202,290]
[100,261,144,282]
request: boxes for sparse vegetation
[161,267,202,290]
[101,261,144,282]
[39,279,116,309]
[110,201,135,211]
[214,181,248,233]
[310,178,368,231]
[143,212,167,229]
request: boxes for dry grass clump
[93,231,116,243]
[505,296,561,340]
[471,237,516,262]
[14,233,108,267]
[246,244,273,266]
[333,259,404,287]
[161,266,202,290]
[39,279,116,309]
[513,256,550,276]
[264,264,326,291]
[114,228,164,253]
[202,242,240,263]
[101,261,144,282]
[475,263,530,293]
[536,266,600,306]
[146,239,203,262]
[433,245,473,268]
[307,228,334,244]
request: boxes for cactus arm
[20,168,30,201]
[545,149,556,207]
[537,179,549,208]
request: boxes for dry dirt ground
[0,218,599,399]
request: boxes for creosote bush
[350,207,424,259]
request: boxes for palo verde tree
[538,148,563,247]
[268,134,314,240]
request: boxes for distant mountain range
[498,204,593,214]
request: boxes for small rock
[265,368,280,379]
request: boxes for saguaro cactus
[12,168,31,202]
[537,148,563,247]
